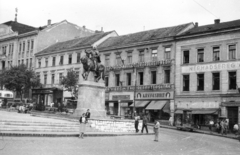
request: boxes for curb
[156,124,239,140]
[0,132,154,137]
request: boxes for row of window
[105,69,171,87]
[182,71,237,91]
[19,40,34,53]
[38,53,81,68]
[104,47,171,66]
[183,44,237,64]
[17,58,33,68]
[40,72,79,85]
[1,44,14,57]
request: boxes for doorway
[227,107,238,131]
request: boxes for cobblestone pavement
[1,128,240,155]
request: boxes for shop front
[175,100,220,128]
[135,91,173,122]
[221,101,240,131]
[32,87,63,110]
[105,91,134,117]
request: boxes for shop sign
[221,102,240,107]
[112,95,130,100]
[182,61,240,73]
[32,90,53,94]
[177,102,219,109]
[105,59,172,71]
[120,103,129,107]
[106,84,173,92]
[136,91,173,100]
[105,93,109,100]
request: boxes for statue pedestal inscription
[74,80,106,118]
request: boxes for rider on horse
[85,48,101,71]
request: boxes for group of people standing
[134,111,161,142]
[79,109,91,139]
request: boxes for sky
[0,0,240,35]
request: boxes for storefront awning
[175,109,183,114]
[145,100,169,110]
[191,109,219,114]
[120,102,129,107]
[130,101,150,107]
[174,109,219,114]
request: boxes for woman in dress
[79,113,87,138]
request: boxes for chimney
[195,22,198,27]
[214,19,220,24]
[48,19,51,26]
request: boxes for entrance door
[227,107,238,131]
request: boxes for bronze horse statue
[80,54,105,82]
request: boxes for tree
[0,64,41,101]
[60,70,79,100]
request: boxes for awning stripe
[145,100,168,110]
[130,101,150,107]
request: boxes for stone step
[0,119,78,124]
[0,122,79,127]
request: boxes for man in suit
[85,109,91,119]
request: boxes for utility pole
[133,67,137,113]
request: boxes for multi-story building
[0,18,94,96]
[34,31,118,106]
[0,20,36,89]
[98,23,194,121]
[175,19,240,130]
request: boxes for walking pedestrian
[134,113,140,133]
[233,123,239,136]
[85,109,91,120]
[153,120,160,142]
[225,118,229,133]
[79,113,87,139]
[169,116,173,126]
[141,115,148,134]
[220,119,225,135]
[209,119,214,133]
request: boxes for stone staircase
[0,120,99,133]
[0,110,147,137]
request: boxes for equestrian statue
[80,48,105,82]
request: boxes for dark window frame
[126,73,132,86]
[197,73,204,91]
[138,72,144,85]
[164,47,171,59]
[183,74,190,91]
[197,48,204,62]
[164,70,170,83]
[229,71,237,90]
[151,70,157,84]
[229,45,236,60]
[115,73,120,86]
[213,47,220,61]
[212,72,220,90]
[183,50,189,64]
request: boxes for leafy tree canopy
[0,64,41,100]
[60,70,79,100]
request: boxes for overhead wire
[191,0,219,19]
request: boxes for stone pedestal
[74,80,106,118]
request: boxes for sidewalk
[147,123,240,140]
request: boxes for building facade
[34,31,118,107]
[175,19,240,130]
[98,23,194,121]
[0,19,94,97]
